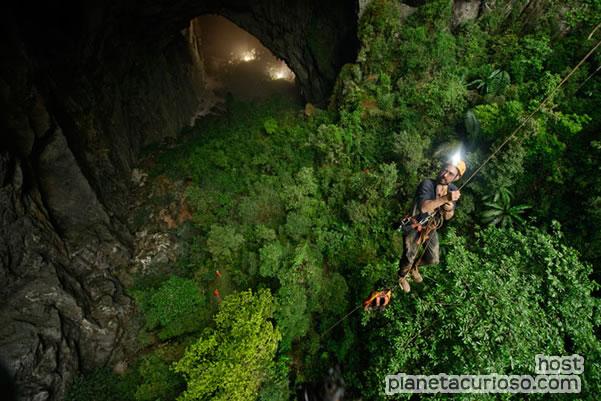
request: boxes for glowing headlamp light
[450,150,462,167]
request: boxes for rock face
[0,14,141,399]
[0,1,358,400]
[452,0,481,27]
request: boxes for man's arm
[420,190,460,214]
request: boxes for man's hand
[442,202,454,211]
[442,201,455,220]
[447,189,461,202]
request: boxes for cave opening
[193,15,302,116]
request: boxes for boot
[398,276,410,293]
[410,266,423,283]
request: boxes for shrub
[135,354,184,401]
[140,276,208,340]
[65,369,136,401]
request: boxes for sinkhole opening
[194,15,302,106]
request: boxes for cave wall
[0,6,206,401]
[0,1,358,400]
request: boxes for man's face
[438,164,459,185]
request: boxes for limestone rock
[453,0,481,27]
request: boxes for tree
[173,289,283,401]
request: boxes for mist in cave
[195,15,302,108]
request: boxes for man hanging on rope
[398,159,466,293]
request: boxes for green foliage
[273,241,325,350]
[472,101,525,142]
[557,136,601,276]
[173,289,282,401]
[481,187,531,227]
[206,224,245,265]
[468,68,511,95]
[257,357,291,401]
[135,354,184,401]
[65,369,137,401]
[361,225,601,400]
[357,0,403,74]
[310,123,352,166]
[136,276,208,340]
[263,117,278,134]
[509,35,552,84]
[391,130,429,179]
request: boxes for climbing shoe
[398,276,410,293]
[410,267,423,283]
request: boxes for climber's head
[438,159,466,185]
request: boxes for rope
[459,30,601,191]
[575,64,601,94]
[320,303,364,338]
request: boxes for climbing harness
[414,212,444,245]
[397,212,436,234]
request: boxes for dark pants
[398,228,440,277]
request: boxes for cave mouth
[195,15,302,107]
